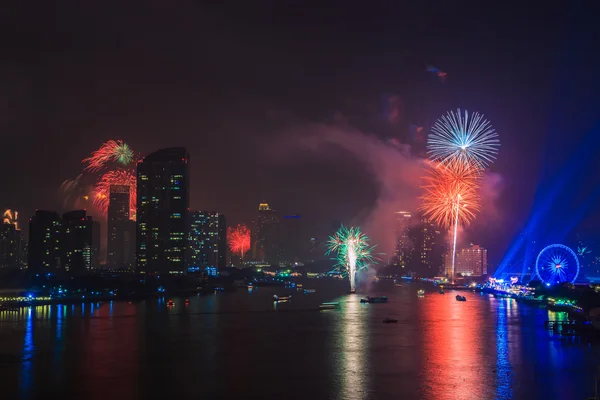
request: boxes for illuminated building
[188,211,226,271]
[28,210,62,273]
[92,220,101,269]
[62,210,94,274]
[407,214,444,277]
[446,244,488,277]
[0,220,24,269]
[252,203,281,266]
[136,147,189,274]
[108,185,135,269]
[391,211,412,267]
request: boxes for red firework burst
[419,159,482,228]
[91,169,137,220]
[227,224,251,259]
[83,140,134,172]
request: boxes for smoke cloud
[273,120,503,258]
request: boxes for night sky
[3,1,600,265]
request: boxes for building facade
[62,210,94,274]
[0,223,24,269]
[188,211,226,271]
[407,214,444,277]
[445,244,488,277]
[107,185,135,269]
[391,211,412,268]
[136,147,190,274]
[252,203,280,266]
[28,210,62,273]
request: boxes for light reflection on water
[339,295,369,400]
[0,283,599,399]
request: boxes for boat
[383,318,398,323]
[304,289,316,293]
[167,299,174,306]
[456,295,467,302]
[394,284,403,287]
[319,302,340,310]
[439,289,445,294]
[214,287,225,292]
[360,296,388,304]
[273,294,292,302]
[417,289,425,297]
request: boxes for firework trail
[83,140,134,172]
[419,160,482,281]
[91,169,137,219]
[227,224,251,260]
[428,109,500,169]
[326,226,376,293]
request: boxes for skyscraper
[188,211,226,271]
[136,147,189,274]
[107,185,135,269]
[62,210,94,274]
[28,210,62,273]
[252,203,280,266]
[0,223,23,269]
[407,214,444,277]
[91,220,101,269]
[391,211,412,268]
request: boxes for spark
[326,226,376,292]
[91,169,137,220]
[428,109,500,169]
[227,224,251,260]
[83,140,134,172]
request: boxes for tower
[136,147,189,274]
[108,185,135,269]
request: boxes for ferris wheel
[535,244,580,285]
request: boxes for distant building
[391,211,412,268]
[107,185,135,269]
[28,210,62,273]
[280,214,305,265]
[445,244,488,277]
[188,211,226,271]
[252,203,281,266]
[62,210,94,274]
[136,147,190,274]
[407,214,444,277]
[91,220,101,269]
[0,222,24,269]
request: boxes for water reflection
[20,307,34,399]
[339,295,369,400]
[495,299,513,399]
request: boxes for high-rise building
[136,147,190,274]
[107,185,135,269]
[28,210,62,273]
[91,220,101,269]
[392,211,412,267]
[407,214,444,277]
[0,223,24,269]
[188,211,226,271]
[445,244,488,277]
[252,203,281,266]
[62,210,94,274]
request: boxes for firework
[419,160,481,227]
[419,160,481,282]
[326,226,376,292]
[83,140,134,172]
[227,224,251,261]
[91,169,137,219]
[428,109,500,169]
